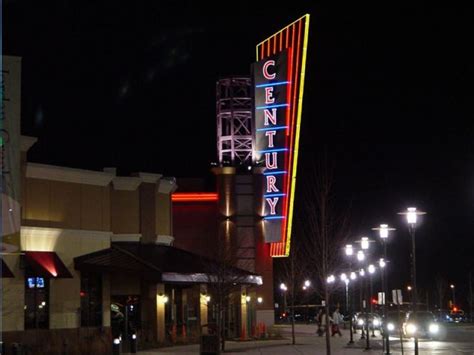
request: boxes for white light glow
[304,280,311,287]
[280,283,287,291]
[429,323,439,333]
[350,272,357,280]
[340,273,347,281]
[361,237,370,250]
[379,258,386,268]
[357,250,365,262]
[379,224,389,239]
[257,297,263,304]
[345,244,353,256]
[406,323,417,334]
[368,264,376,274]
[387,323,395,331]
[407,207,417,224]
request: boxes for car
[402,311,440,339]
[450,310,466,323]
[384,310,406,334]
[353,312,382,331]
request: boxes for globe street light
[398,207,426,355]
[372,223,395,354]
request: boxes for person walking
[318,309,332,336]
[332,308,343,336]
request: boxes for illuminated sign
[254,14,310,257]
[171,193,218,202]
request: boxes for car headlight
[387,323,395,331]
[429,324,439,333]
[406,323,417,334]
[358,319,364,325]
[373,319,380,327]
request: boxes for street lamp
[399,207,426,355]
[372,224,395,354]
[280,283,288,317]
[450,284,456,306]
[368,264,376,337]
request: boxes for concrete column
[156,283,166,343]
[199,284,208,334]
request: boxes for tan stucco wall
[1,255,25,331]
[156,193,172,236]
[110,190,140,234]
[16,227,111,330]
[23,178,111,231]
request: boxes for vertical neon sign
[254,14,310,257]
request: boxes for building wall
[111,189,140,234]
[23,178,111,231]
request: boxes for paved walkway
[132,324,391,354]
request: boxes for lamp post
[356,236,373,350]
[450,284,456,307]
[345,244,355,344]
[357,250,366,340]
[368,264,376,338]
[280,283,288,319]
[303,280,311,323]
[372,224,395,354]
[399,207,426,355]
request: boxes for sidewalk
[134,324,391,354]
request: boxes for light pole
[345,244,355,344]
[280,283,288,320]
[399,207,426,355]
[372,224,395,354]
[450,284,456,307]
[303,280,311,323]
[368,264,376,338]
[357,250,366,341]
[357,236,373,350]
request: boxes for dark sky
[5,2,474,305]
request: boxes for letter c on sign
[263,60,276,80]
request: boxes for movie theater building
[1,136,262,353]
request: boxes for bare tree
[204,223,253,352]
[435,274,447,309]
[278,241,306,344]
[300,158,351,355]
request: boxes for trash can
[200,324,220,355]
[200,334,220,355]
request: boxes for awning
[74,242,261,285]
[24,251,73,278]
[1,258,14,278]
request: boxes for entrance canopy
[74,242,262,286]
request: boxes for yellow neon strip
[285,14,310,257]
[256,14,309,47]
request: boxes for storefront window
[25,276,49,329]
[80,273,102,327]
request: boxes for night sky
[5,2,474,306]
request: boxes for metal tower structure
[216,77,253,167]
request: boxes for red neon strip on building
[171,193,218,202]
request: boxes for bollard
[130,334,137,353]
[112,338,121,355]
